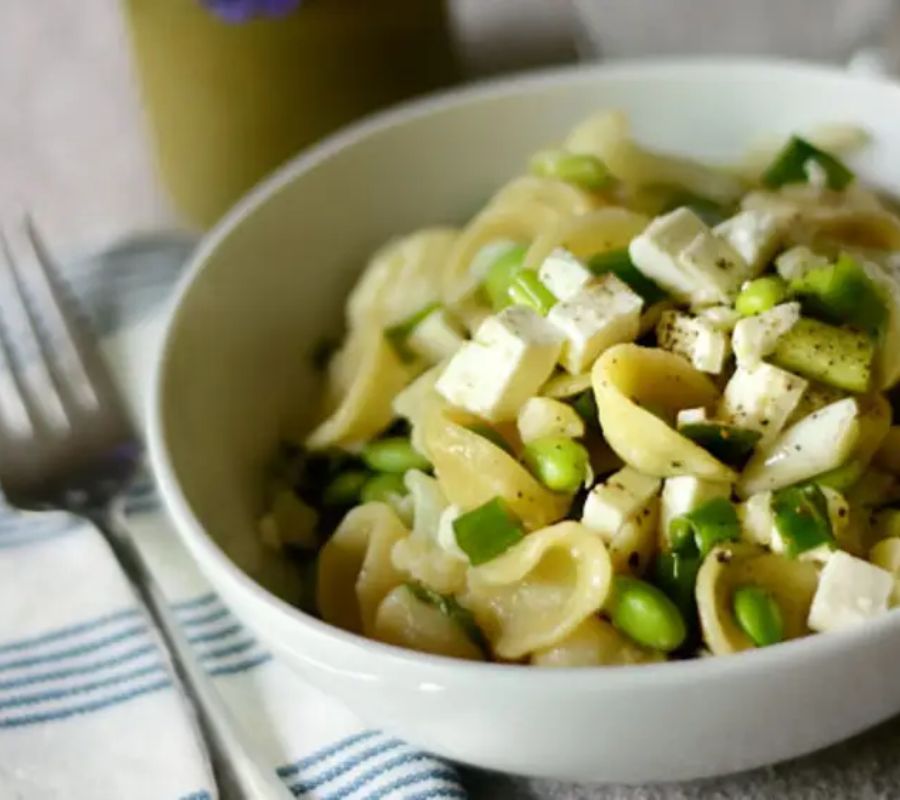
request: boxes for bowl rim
[148,55,900,686]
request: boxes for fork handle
[87,505,294,800]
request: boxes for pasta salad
[260,111,900,666]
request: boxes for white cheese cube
[718,362,807,445]
[436,306,563,422]
[775,246,829,283]
[547,274,642,374]
[517,396,585,443]
[582,466,661,540]
[676,407,708,426]
[538,247,593,301]
[699,305,741,332]
[661,476,732,540]
[732,302,800,367]
[407,309,466,363]
[714,210,783,278]
[628,208,709,302]
[678,229,748,306]
[656,311,731,374]
[737,491,776,547]
[808,551,893,633]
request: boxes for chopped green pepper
[735,276,788,317]
[507,270,557,315]
[529,149,613,191]
[587,248,668,304]
[452,498,525,565]
[789,253,887,336]
[669,497,741,558]
[771,317,874,393]
[405,582,490,654]
[677,422,762,469]
[571,389,599,428]
[771,484,835,558]
[482,244,528,310]
[762,136,855,191]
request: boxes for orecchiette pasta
[696,543,819,656]
[423,408,569,530]
[317,503,409,636]
[373,586,484,660]
[464,522,612,660]
[531,616,662,667]
[592,345,736,481]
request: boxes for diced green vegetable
[735,276,788,317]
[529,149,612,191]
[762,136,855,191]
[571,389,599,427]
[669,497,741,558]
[452,498,525,565]
[654,551,701,617]
[522,435,590,493]
[771,484,835,558]
[587,248,668,304]
[361,437,431,474]
[678,422,762,468]
[482,244,528,311]
[789,254,887,336]
[507,270,557,315]
[807,460,865,491]
[322,470,370,507]
[405,582,490,654]
[360,472,408,504]
[732,585,784,647]
[466,423,514,455]
[771,317,874,393]
[608,575,687,652]
[384,302,441,360]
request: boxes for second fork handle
[88,505,294,800]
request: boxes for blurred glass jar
[123,0,459,228]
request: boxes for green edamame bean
[361,437,431,474]
[322,470,369,507]
[522,435,589,494]
[609,576,687,652]
[529,149,612,191]
[360,472,408,504]
[735,276,788,316]
[732,585,784,647]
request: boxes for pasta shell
[423,408,570,530]
[317,503,409,636]
[373,586,484,661]
[531,616,662,667]
[306,329,414,450]
[465,521,613,660]
[695,542,819,656]
[488,175,599,217]
[592,344,736,481]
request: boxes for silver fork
[0,219,293,800]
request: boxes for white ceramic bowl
[148,59,900,784]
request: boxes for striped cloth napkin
[0,236,467,800]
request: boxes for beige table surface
[4,2,900,798]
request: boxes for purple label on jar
[202,0,302,23]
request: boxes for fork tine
[23,218,112,414]
[0,229,70,433]
[0,282,36,444]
